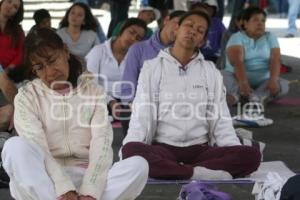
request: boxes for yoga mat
[147,179,254,185]
[271,97,300,106]
[147,161,295,185]
[112,121,122,128]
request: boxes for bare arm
[227,45,253,96]
[266,48,281,95]
[269,48,281,81]
[0,72,17,104]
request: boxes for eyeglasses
[31,53,62,74]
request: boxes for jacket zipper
[183,67,188,143]
[62,95,72,157]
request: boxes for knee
[2,137,41,163]
[2,137,24,157]
[124,156,149,180]
[122,142,146,158]
[239,146,261,170]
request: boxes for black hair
[59,2,97,31]
[169,10,186,20]
[242,6,267,22]
[33,9,51,25]
[189,2,217,16]
[178,11,211,38]
[230,9,245,32]
[0,0,24,47]
[118,18,147,37]
[236,10,245,21]
[24,28,82,87]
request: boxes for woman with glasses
[1,28,148,200]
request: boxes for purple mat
[271,97,300,105]
[147,178,254,185]
[111,121,121,128]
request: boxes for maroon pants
[122,142,261,180]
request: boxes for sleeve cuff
[55,179,77,197]
[79,183,106,200]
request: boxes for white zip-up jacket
[14,72,113,199]
[122,49,240,148]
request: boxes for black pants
[119,105,131,137]
[280,175,300,200]
[107,0,131,38]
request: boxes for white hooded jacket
[122,49,240,148]
[14,72,113,199]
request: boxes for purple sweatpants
[122,142,261,179]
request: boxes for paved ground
[1,6,300,200]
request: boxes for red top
[0,27,25,69]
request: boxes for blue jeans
[287,0,300,35]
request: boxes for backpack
[179,181,232,200]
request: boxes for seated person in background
[111,6,160,39]
[189,0,226,63]
[1,28,148,200]
[217,9,244,70]
[223,6,289,106]
[86,18,147,121]
[72,0,107,43]
[0,64,17,131]
[120,10,186,136]
[57,2,99,67]
[121,11,261,180]
[0,0,24,70]
[28,9,52,34]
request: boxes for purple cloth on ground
[271,97,300,106]
[179,181,232,200]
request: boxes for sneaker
[285,33,295,38]
[249,94,269,107]
[233,115,273,127]
[235,128,253,139]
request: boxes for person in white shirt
[121,11,261,180]
[1,28,148,200]
[57,2,99,67]
[86,18,147,120]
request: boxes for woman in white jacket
[1,28,148,200]
[121,11,261,180]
